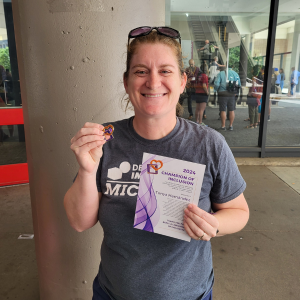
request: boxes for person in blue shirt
[228,66,241,105]
[214,66,236,131]
[274,68,281,84]
[228,67,241,86]
[289,67,300,96]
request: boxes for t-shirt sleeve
[210,139,246,204]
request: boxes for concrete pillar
[244,34,251,52]
[290,16,300,73]
[12,1,165,299]
[290,16,300,92]
[239,41,248,86]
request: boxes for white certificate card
[134,153,206,242]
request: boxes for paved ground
[181,100,300,147]
[1,164,300,299]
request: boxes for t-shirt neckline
[127,116,181,146]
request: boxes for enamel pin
[103,124,114,141]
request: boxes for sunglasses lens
[158,27,179,38]
[130,27,151,37]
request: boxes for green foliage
[0,47,11,71]
[229,45,263,80]
[228,46,240,73]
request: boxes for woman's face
[124,43,187,119]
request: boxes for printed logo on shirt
[105,161,142,197]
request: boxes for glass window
[266,6,300,146]
[166,1,271,147]
[0,0,21,109]
[0,123,26,165]
[0,1,26,166]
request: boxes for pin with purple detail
[103,124,114,141]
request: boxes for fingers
[71,138,106,155]
[71,123,104,144]
[70,123,107,161]
[71,134,105,149]
[184,204,219,241]
[183,216,207,241]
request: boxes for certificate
[133,153,206,242]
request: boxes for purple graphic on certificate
[134,155,172,232]
[134,156,160,232]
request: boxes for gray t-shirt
[96,117,246,300]
[203,43,211,55]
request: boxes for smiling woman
[64,27,249,300]
[123,42,187,137]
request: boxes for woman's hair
[280,68,284,73]
[123,30,184,110]
[176,102,184,117]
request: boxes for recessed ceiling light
[186,13,189,17]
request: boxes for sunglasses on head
[128,26,181,45]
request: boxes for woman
[64,27,249,300]
[245,66,261,128]
[192,69,209,125]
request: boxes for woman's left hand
[183,204,219,241]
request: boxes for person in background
[245,65,261,129]
[214,66,236,131]
[288,67,300,97]
[228,65,241,105]
[185,59,200,120]
[279,68,285,91]
[208,57,223,106]
[198,40,219,65]
[274,68,281,93]
[208,56,220,85]
[222,65,241,121]
[64,27,249,300]
[255,66,269,121]
[210,56,225,70]
[192,69,209,125]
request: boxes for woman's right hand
[70,122,107,174]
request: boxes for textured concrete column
[12,1,165,299]
[290,16,300,72]
[239,41,248,86]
